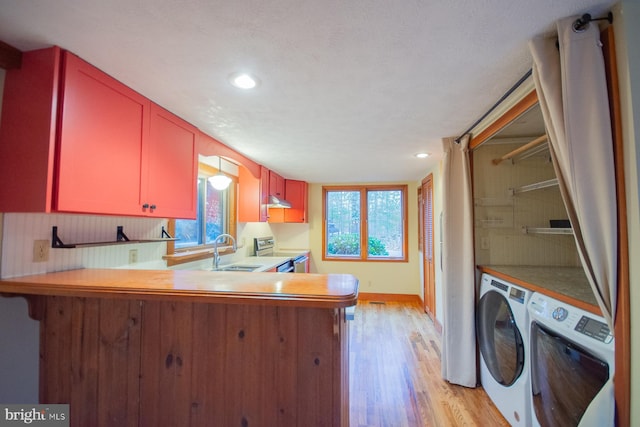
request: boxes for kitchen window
[165,162,237,266]
[322,185,408,261]
[175,177,230,248]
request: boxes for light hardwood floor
[349,300,509,427]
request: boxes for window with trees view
[175,177,230,248]
[323,185,407,261]
[165,162,237,267]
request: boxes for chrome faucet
[212,234,237,269]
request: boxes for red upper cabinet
[0,47,197,218]
[55,51,150,215]
[284,180,308,223]
[269,171,285,199]
[260,166,270,221]
[144,103,198,219]
[0,47,61,212]
[238,165,270,222]
[268,179,309,223]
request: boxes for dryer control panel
[575,315,611,342]
[528,293,614,346]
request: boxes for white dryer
[528,292,615,427]
[477,273,533,426]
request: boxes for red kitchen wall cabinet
[238,165,270,222]
[269,171,285,199]
[0,47,197,218]
[144,103,197,219]
[260,166,270,221]
[0,46,61,212]
[55,50,150,215]
[283,180,308,223]
[268,179,308,223]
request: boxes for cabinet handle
[150,204,156,210]
[142,203,149,209]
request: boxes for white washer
[528,292,615,427]
[477,273,533,426]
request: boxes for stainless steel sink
[214,265,262,272]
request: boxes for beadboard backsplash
[1,213,168,278]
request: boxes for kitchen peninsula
[0,269,358,427]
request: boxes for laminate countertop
[479,265,600,314]
[0,268,359,308]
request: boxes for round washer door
[476,290,525,386]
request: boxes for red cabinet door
[144,103,198,219]
[269,171,285,198]
[55,51,150,215]
[267,170,286,222]
[284,180,308,223]
[238,165,270,222]
[259,166,270,222]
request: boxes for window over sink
[165,159,237,266]
[175,177,230,248]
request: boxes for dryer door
[530,321,610,427]
[477,290,525,386]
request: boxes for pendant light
[209,157,232,190]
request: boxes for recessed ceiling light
[414,152,431,158]
[229,72,259,90]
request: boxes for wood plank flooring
[349,300,509,427]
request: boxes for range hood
[268,195,291,208]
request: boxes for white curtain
[529,17,617,331]
[440,134,477,387]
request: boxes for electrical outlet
[33,240,49,262]
[480,237,490,250]
[129,249,138,264]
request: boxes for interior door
[421,174,436,318]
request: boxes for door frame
[421,174,436,320]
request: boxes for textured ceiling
[0,0,615,183]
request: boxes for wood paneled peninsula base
[0,269,359,427]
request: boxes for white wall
[615,2,640,425]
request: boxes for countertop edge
[478,265,601,315]
[0,269,359,309]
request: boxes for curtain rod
[573,12,613,32]
[453,10,613,144]
[454,69,532,144]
